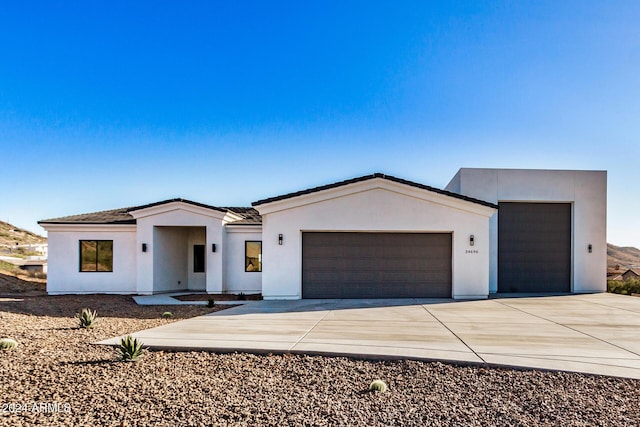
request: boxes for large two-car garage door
[498,202,571,293]
[302,232,452,298]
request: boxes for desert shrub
[608,279,640,295]
[76,308,98,329]
[118,335,145,362]
[207,298,215,307]
[161,311,172,319]
[369,379,388,392]
[0,338,18,350]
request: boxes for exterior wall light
[469,235,475,246]
[588,244,592,253]
[142,243,147,252]
[212,244,217,253]
[278,234,283,245]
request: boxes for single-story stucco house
[39,168,607,299]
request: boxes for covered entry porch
[152,226,207,293]
[129,199,230,295]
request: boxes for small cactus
[76,308,98,329]
[118,335,145,362]
[207,299,215,308]
[238,292,247,301]
[0,338,18,350]
[369,379,388,393]
[161,311,172,319]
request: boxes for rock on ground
[1,295,639,426]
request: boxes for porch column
[135,219,154,294]
[206,224,223,293]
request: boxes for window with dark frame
[194,244,205,273]
[79,240,113,272]
[245,241,262,272]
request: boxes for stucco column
[206,224,223,293]
[136,220,154,294]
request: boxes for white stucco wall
[257,178,496,300]
[445,168,607,293]
[153,227,188,292]
[224,226,262,294]
[187,227,206,291]
[44,225,137,294]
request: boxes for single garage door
[302,232,452,298]
[498,202,571,293]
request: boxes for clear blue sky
[1,1,639,246]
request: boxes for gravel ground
[1,294,640,426]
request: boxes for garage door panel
[377,270,444,280]
[302,232,452,298]
[498,203,571,293]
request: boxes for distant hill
[0,220,46,246]
[607,243,640,272]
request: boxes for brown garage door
[302,232,452,298]
[498,202,571,293]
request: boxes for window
[194,244,205,273]
[245,241,262,272]
[79,240,113,272]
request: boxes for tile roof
[623,268,640,276]
[39,200,262,225]
[38,207,137,225]
[252,173,499,209]
[224,207,263,225]
[39,173,496,226]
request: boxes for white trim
[40,224,136,233]
[225,225,263,232]
[130,201,229,220]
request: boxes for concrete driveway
[98,293,640,379]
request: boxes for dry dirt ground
[0,270,47,296]
[1,279,640,426]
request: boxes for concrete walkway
[133,292,252,306]
[98,293,640,379]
